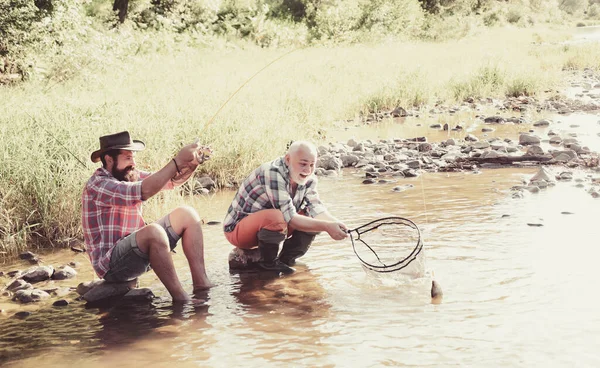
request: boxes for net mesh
[349,217,424,275]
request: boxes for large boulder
[77,279,139,303]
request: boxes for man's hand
[325,221,348,241]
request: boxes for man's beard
[290,168,310,185]
[112,166,140,182]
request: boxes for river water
[1,104,599,366]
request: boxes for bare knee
[136,223,169,253]
[171,205,201,228]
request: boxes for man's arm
[141,159,179,200]
[288,214,348,240]
[141,141,209,200]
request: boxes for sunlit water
[1,159,599,367]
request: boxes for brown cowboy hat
[90,131,145,163]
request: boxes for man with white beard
[223,141,348,274]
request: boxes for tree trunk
[113,0,130,23]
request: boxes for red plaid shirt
[81,168,172,278]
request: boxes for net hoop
[348,216,423,273]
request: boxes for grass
[1,24,599,258]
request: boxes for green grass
[1,25,599,258]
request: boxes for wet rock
[406,160,421,169]
[392,185,414,192]
[445,138,456,146]
[228,247,261,271]
[549,136,562,144]
[317,154,343,171]
[557,172,574,181]
[7,270,21,278]
[5,279,32,292]
[366,172,380,178]
[14,289,50,303]
[403,169,419,178]
[347,138,359,148]
[353,143,365,152]
[519,134,541,145]
[123,288,155,302]
[418,143,432,152]
[553,153,575,162]
[53,299,69,307]
[362,179,376,184]
[314,168,327,176]
[14,311,31,319]
[526,186,540,193]
[81,280,138,303]
[465,134,478,142]
[340,154,359,167]
[195,176,216,190]
[530,167,556,184]
[21,265,54,283]
[482,127,495,132]
[391,106,407,117]
[19,251,38,261]
[480,150,506,159]
[52,266,77,280]
[472,141,490,149]
[533,119,551,127]
[484,116,505,124]
[76,280,105,295]
[525,145,544,156]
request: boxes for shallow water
[1,159,599,367]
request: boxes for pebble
[14,311,31,319]
[53,299,70,307]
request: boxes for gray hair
[287,141,317,157]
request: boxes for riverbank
[1,25,599,258]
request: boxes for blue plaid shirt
[223,157,326,232]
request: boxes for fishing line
[26,112,88,169]
[199,47,303,136]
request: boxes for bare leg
[136,224,190,301]
[168,206,213,292]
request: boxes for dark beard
[112,166,140,182]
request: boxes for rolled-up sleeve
[89,177,143,207]
[304,179,326,218]
[264,168,296,223]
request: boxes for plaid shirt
[223,156,326,233]
[82,168,171,278]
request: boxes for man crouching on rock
[82,131,213,302]
[223,141,348,274]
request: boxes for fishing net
[348,217,424,276]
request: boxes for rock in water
[431,280,443,304]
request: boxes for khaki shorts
[103,214,181,282]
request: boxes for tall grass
[0,25,598,257]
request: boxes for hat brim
[91,140,145,163]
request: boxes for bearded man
[82,131,212,302]
[223,141,348,274]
